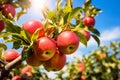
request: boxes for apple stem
[0,56,22,80]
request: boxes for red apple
[57,31,79,54]
[80,75,86,80]
[78,62,85,73]
[1,4,15,17]
[21,65,32,74]
[12,76,21,80]
[78,30,90,41]
[34,37,56,61]
[23,20,45,38]
[43,50,66,71]
[96,53,106,60]
[26,53,42,67]
[83,16,95,28]
[0,20,5,32]
[2,50,20,62]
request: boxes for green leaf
[5,20,21,33]
[83,0,91,9]
[31,28,40,42]
[91,34,100,46]
[68,7,82,22]
[63,6,72,13]
[16,9,27,20]
[20,29,31,42]
[75,31,87,47]
[89,28,100,36]
[13,41,22,49]
[0,43,7,51]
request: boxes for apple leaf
[91,34,100,46]
[31,28,40,43]
[0,43,7,51]
[89,28,100,36]
[16,9,27,20]
[75,31,87,47]
[68,7,82,22]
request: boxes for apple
[23,20,45,38]
[1,3,15,17]
[78,62,85,73]
[78,30,91,41]
[26,53,42,67]
[0,20,5,32]
[21,65,32,74]
[43,50,66,71]
[57,31,79,54]
[80,75,86,80]
[23,72,32,77]
[12,76,21,80]
[83,16,95,28]
[2,50,20,62]
[96,53,106,60]
[34,37,56,61]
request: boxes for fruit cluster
[21,17,95,71]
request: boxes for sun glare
[31,0,48,11]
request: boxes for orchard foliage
[54,41,120,80]
[0,0,102,79]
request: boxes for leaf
[0,43,7,51]
[13,41,22,49]
[5,20,21,33]
[31,28,40,42]
[16,9,27,20]
[89,28,100,36]
[63,6,72,13]
[68,7,82,22]
[91,34,100,46]
[20,29,30,42]
[83,0,91,9]
[75,31,87,47]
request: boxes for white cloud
[88,26,120,46]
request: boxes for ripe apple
[23,20,45,38]
[0,20,5,32]
[78,30,91,41]
[83,16,95,28]
[80,75,86,80]
[12,76,21,80]
[43,50,66,71]
[78,62,85,73]
[2,50,20,62]
[26,53,42,67]
[1,4,15,17]
[21,65,32,74]
[57,31,79,54]
[96,53,106,60]
[34,37,56,61]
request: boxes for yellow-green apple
[2,50,20,62]
[0,20,5,32]
[1,3,15,17]
[12,76,21,80]
[57,31,79,54]
[34,37,56,61]
[83,16,95,28]
[43,50,66,71]
[23,20,45,38]
[21,65,32,74]
[78,30,91,41]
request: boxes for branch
[0,56,22,80]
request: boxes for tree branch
[0,56,22,80]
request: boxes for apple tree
[54,41,120,80]
[0,0,102,79]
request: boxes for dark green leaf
[91,34,100,46]
[89,28,100,36]
[0,43,7,51]
[13,41,22,49]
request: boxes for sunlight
[31,0,48,12]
